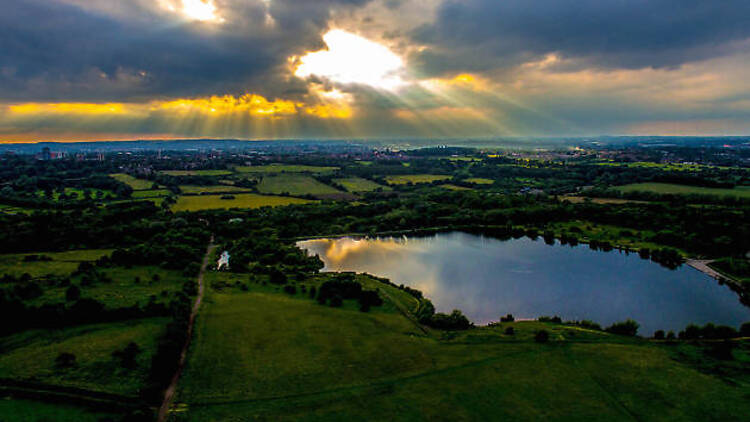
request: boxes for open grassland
[172,193,312,212]
[615,183,750,198]
[333,177,390,193]
[178,185,253,195]
[441,184,472,191]
[160,170,233,177]
[234,164,339,174]
[0,249,113,278]
[560,196,650,205]
[466,177,495,185]
[0,318,167,395]
[384,174,451,185]
[131,189,170,198]
[257,174,342,197]
[172,273,750,421]
[25,266,186,309]
[0,399,118,422]
[595,161,748,172]
[109,173,156,190]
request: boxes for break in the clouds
[1,0,750,141]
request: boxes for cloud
[0,0,372,102]
[411,0,750,75]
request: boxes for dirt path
[157,237,215,422]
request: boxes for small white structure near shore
[217,251,230,270]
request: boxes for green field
[0,204,33,215]
[0,399,118,422]
[441,184,471,191]
[333,177,390,193]
[0,249,113,278]
[172,272,750,421]
[172,193,312,212]
[234,164,339,174]
[384,174,452,185]
[110,173,156,190]
[615,183,750,198]
[0,318,167,395]
[466,177,495,185]
[595,161,747,172]
[131,189,170,198]
[160,170,234,177]
[178,185,253,195]
[257,174,342,197]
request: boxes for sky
[2,0,750,142]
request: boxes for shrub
[653,330,665,340]
[741,322,750,337]
[283,285,297,295]
[504,327,515,335]
[535,330,549,343]
[606,319,639,336]
[55,352,76,368]
[424,310,472,330]
[500,314,514,322]
[538,315,562,323]
[65,285,81,302]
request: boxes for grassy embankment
[110,173,158,191]
[172,271,750,421]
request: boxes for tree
[500,314,514,322]
[65,285,81,302]
[113,342,142,369]
[606,319,639,337]
[653,330,665,340]
[504,327,515,335]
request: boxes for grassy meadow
[615,183,750,198]
[171,271,750,421]
[333,177,390,193]
[234,164,339,174]
[465,177,495,185]
[172,193,312,212]
[0,318,167,395]
[131,189,170,198]
[0,249,113,278]
[110,173,156,190]
[257,174,342,197]
[0,399,119,422]
[384,174,451,185]
[160,170,234,177]
[178,185,253,195]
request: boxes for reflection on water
[298,232,749,335]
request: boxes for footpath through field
[157,236,215,422]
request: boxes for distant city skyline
[2,0,750,142]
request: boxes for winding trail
[157,236,215,422]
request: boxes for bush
[424,309,472,330]
[606,319,639,336]
[65,285,81,302]
[329,295,343,307]
[653,330,665,340]
[741,322,750,337]
[500,314,514,322]
[283,285,297,295]
[504,327,515,335]
[55,352,76,368]
[535,330,549,343]
[538,315,562,323]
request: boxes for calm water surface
[298,232,749,335]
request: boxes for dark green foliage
[654,330,665,340]
[283,285,297,295]
[55,352,76,368]
[606,319,640,336]
[504,327,515,335]
[423,309,472,330]
[500,314,514,322]
[112,342,142,369]
[535,330,550,343]
[538,315,562,323]
[65,284,80,302]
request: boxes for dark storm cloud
[0,0,371,101]
[411,0,750,75]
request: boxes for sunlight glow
[9,103,129,115]
[160,0,222,22]
[154,95,298,116]
[294,29,406,91]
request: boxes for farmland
[110,173,157,190]
[0,249,113,278]
[257,174,342,197]
[465,177,495,185]
[333,177,389,193]
[234,164,339,174]
[178,185,252,195]
[159,170,233,177]
[384,174,451,185]
[615,183,750,198]
[171,193,312,212]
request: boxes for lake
[297,232,749,335]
